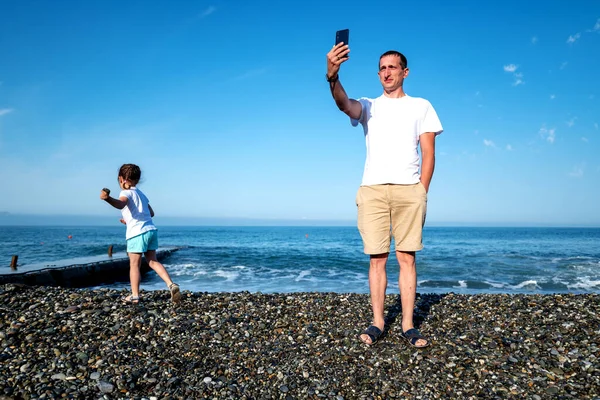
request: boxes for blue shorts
[127,230,159,253]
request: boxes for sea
[1,225,599,295]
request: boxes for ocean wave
[509,280,541,290]
[567,278,600,290]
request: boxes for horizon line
[0,213,599,228]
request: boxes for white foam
[165,263,199,276]
[551,276,569,286]
[567,278,600,290]
[453,280,468,289]
[213,270,239,281]
[295,270,312,282]
[485,281,506,289]
[510,280,541,290]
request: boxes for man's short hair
[379,50,408,69]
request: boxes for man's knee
[370,253,389,268]
[396,250,416,266]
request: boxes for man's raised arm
[326,43,363,121]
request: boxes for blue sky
[0,0,599,226]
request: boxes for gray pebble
[97,381,114,393]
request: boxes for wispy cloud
[531,36,538,44]
[569,164,584,178]
[567,33,581,44]
[581,137,589,142]
[513,72,524,86]
[566,117,577,128]
[199,5,216,18]
[506,144,513,151]
[586,18,600,32]
[539,126,556,144]
[483,139,496,147]
[232,68,268,81]
[559,61,568,70]
[567,20,600,45]
[503,64,524,86]
[550,94,556,100]
[595,123,599,130]
[0,108,14,117]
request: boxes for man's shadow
[384,292,447,330]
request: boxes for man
[326,42,443,348]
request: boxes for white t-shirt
[119,187,157,240]
[351,94,443,186]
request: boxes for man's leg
[390,182,428,347]
[360,253,388,344]
[356,185,391,344]
[396,250,426,346]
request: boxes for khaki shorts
[356,183,427,254]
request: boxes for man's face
[378,55,409,91]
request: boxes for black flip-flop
[401,328,429,348]
[359,325,384,345]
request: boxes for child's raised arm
[100,189,127,210]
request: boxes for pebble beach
[1,284,599,399]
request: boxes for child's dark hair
[119,164,141,189]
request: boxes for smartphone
[335,29,349,46]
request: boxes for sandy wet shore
[1,284,599,399]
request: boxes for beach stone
[90,372,100,380]
[546,386,559,394]
[97,381,114,393]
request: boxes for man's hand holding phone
[326,29,350,82]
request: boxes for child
[100,163,181,304]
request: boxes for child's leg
[128,252,142,298]
[143,230,181,303]
[144,250,174,286]
[144,250,182,303]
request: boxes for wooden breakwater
[1,247,180,288]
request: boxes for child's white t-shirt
[351,94,443,186]
[119,187,157,240]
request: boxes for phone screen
[335,29,349,46]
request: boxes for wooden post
[108,245,113,257]
[10,255,18,270]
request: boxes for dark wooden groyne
[1,247,180,288]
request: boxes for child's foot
[123,295,140,304]
[169,283,181,304]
